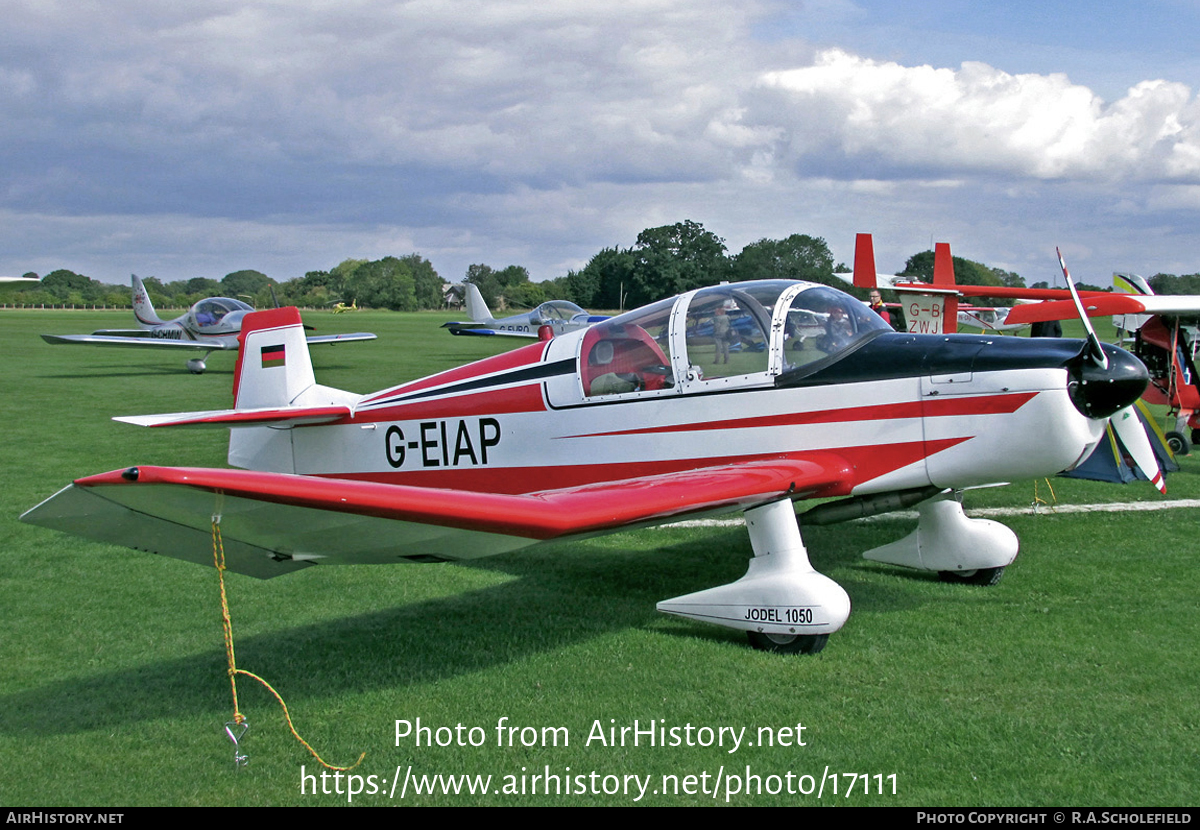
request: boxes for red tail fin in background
[933,242,955,286]
[853,233,877,289]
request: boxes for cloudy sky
[5,0,1200,287]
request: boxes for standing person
[1030,319,1062,337]
[869,290,891,326]
[712,305,731,365]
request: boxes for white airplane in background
[41,274,376,374]
[24,260,1158,656]
[443,283,607,338]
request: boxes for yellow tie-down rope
[1032,478,1058,512]
[212,509,364,771]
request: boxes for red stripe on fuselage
[557,392,1038,439]
[326,438,967,496]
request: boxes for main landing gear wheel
[1166,430,1190,456]
[747,631,829,655]
[186,358,207,374]
[937,566,1005,586]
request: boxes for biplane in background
[41,274,376,374]
[24,270,1157,655]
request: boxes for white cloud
[4,2,1200,284]
[756,48,1200,182]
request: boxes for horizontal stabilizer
[306,332,376,345]
[114,404,353,429]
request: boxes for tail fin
[232,307,316,409]
[932,243,956,286]
[852,233,878,289]
[131,275,165,328]
[1113,272,1154,295]
[465,283,492,322]
[1112,272,1153,335]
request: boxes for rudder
[131,275,165,328]
[233,307,316,409]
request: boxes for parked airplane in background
[842,234,1172,470]
[24,270,1156,656]
[1006,268,1200,455]
[956,304,1028,333]
[41,275,376,374]
[443,283,607,338]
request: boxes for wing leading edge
[21,457,851,578]
[40,333,235,351]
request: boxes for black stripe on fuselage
[363,358,577,408]
[776,332,1088,389]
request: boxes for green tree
[42,269,92,300]
[732,234,835,285]
[901,250,1016,307]
[401,254,444,309]
[464,264,501,308]
[566,247,636,309]
[347,257,417,311]
[629,220,730,306]
[222,270,272,298]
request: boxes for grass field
[2,309,1197,806]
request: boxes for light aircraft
[22,271,1155,655]
[1005,269,1200,455]
[0,276,39,284]
[956,305,1027,333]
[331,300,358,314]
[443,283,607,338]
[835,234,1037,335]
[41,274,377,374]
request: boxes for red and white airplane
[22,273,1152,654]
[41,274,376,374]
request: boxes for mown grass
[1,309,1196,806]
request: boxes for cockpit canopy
[191,297,254,330]
[576,280,891,399]
[530,300,589,326]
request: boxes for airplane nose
[1068,343,1149,419]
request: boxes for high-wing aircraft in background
[1004,268,1200,455]
[23,271,1156,655]
[41,274,376,374]
[835,234,1041,335]
[442,282,607,338]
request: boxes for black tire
[938,566,1005,586]
[1166,430,1191,456]
[747,631,829,655]
[1191,428,1200,447]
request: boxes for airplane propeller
[1057,248,1165,493]
[1110,405,1167,493]
[1057,247,1108,370]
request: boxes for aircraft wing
[21,456,850,578]
[40,333,235,351]
[1000,294,1200,325]
[305,332,377,345]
